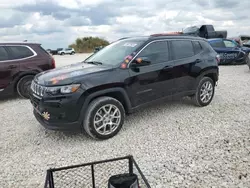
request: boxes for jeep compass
[29,34,219,140]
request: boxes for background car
[208,38,250,65]
[0,42,55,98]
[243,40,250,48]
[58,48,75,55]
[93,46,103,53]
[183,25,227,39]
[228,35,250,46]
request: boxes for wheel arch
[197,68,219,85]
[79,87,132,122]
[13,71,39,92]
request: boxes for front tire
[192,77,215,107]
[17,75,34,99]
[83,97,125,140]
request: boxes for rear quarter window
[7,46,35,60]
[201,41,217,53]
[192,41,203,54]
[171,40,194,59]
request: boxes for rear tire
[83,97,125,140]
[71,52,75,55]
[192,77,215,107]
[61,52,65,55]
[245,56,250,69]
[17,75,34,99]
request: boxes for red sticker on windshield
[124,55,133,60]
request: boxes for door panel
[169,40,197,94]
[128,62,175,106]
[220,39,240,64]
[0,46,20,89]
[126,40,175,107]
[171,57,198,93]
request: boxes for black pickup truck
[47,48,63,55]
[183,25,227,39]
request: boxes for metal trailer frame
[44,155,151,188]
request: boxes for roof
[239,35,250,37]
[0,41,41,45]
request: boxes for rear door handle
[195,59,202,63]
[163,65,174,70]
[8,65,17,69]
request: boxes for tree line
[69,37,110,53]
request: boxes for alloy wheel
[200,81,213,103]
[93,104,121,135]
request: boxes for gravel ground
[0,54,250,188]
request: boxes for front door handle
[8,65,17,69]
[163,65,174,70]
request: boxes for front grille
[31,81,46,97]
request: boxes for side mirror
[133,57,151,66]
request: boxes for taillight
[51,57,56,68]
[216,54,220,64]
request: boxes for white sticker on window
[123,43,137,47]
[219,53,238,59]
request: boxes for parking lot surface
[0,54,250,188]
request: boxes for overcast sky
[0,0,249,49]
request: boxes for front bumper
[30,90,84,131]
[33,109,81,131]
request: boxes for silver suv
[58,48,75,55]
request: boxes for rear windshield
[183,26,199,33]
[39,45,51,55]
[85,39,147,66]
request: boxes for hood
[241,46,250,53]
[35,62,113,86]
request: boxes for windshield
[183,26,199,33]
[84,39,147,65]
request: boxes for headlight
[46,84,81,95]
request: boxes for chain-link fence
[44,155,151,188]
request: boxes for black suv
[29,34,219,140]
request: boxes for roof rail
[118,37,131,40]
[150,32,183,37]
[0,40,40,44]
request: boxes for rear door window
[223,40,237,48]
[7,46,34,60]
[209,40,225,48]
[0,46,9,61]
[171,40,194,60]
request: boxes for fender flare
[78,87,132,122]
[195,68,219,86]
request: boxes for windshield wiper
[84,61,103,65]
